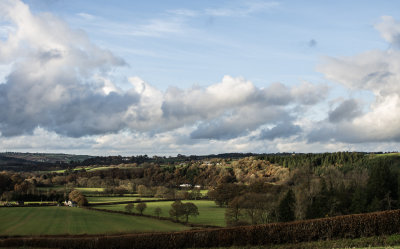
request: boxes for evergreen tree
[306,179,330,219]
[367,163,398,211]
[350,187,367,214]
[368,196,382,212]
[278,189,296,222]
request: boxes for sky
[1,0,400,156]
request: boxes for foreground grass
[0,206,189,236]
[93,200,226,227]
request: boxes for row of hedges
[1,209,400,249]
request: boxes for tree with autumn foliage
[68,189,88,206]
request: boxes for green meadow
[36,186,105,195]
[0,206,189,236]
[93,200,226,227]
[373,152,400,157]
[87,196,161,203]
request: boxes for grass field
[372,153,400,157]
[93,200,226,227]
[0,206,189,236]
[87,196,161,203]
[50,166,111,173]
[37,186,105,194]
[189,189,209,196]
[51,164,140,173]
[75,187,105,193]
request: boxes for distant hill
[0,155,38,165]
[0,152,93,172]
[0,152,93,164]
[0,154,43,171]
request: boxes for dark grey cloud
[328,99,361,123]
[190,120,249,140]
[190,105,290,140]
[291,82,329,105]
[375,16,400,48]
[38,49,63,63]
[257,83,292,106]
[362,71,393,88]
[0,63,139,137]
[307,123,400,144]
[259,122,301,140]
[308,39,317,48]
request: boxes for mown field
[93,200,226,227]
[0,206,189,236]
[36,186,105,194]
[373,152,400,157]
[87,196,161,203]
[190,189,209,196]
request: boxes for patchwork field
[0,206,189,236]
[93,200,226,227]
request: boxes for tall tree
[68,190,88,206]
[154,207,162,218]
[367,163,398,211]
[225,196,243,226]
[182,202,199,223]
[350,186,367,214]
[136,202,147,215]
[278,189,296,222]
[169,200,185,221]
[125,203,134,213]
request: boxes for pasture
[373,152,400,157]
[0,206,189,236]
[37,186,105,195]
[94,200,226,227]
[87,196,160,203]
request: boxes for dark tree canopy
[278,189,296,222]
